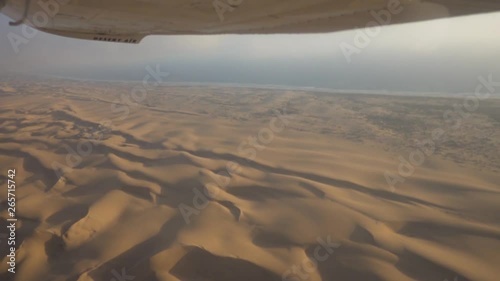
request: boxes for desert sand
[0,76,499,281]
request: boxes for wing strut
[9,0,32,26]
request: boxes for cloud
[0,11,499,92]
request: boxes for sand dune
[0,77,499,281]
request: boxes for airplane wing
[1,0,500,43]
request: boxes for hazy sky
[1,11,500,93]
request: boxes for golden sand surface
[0,78,499,281]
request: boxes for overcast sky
[1,12,499,93]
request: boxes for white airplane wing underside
[1,0,500,43]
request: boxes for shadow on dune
[171,246,282,281]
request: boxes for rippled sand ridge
[0,77,499,281]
